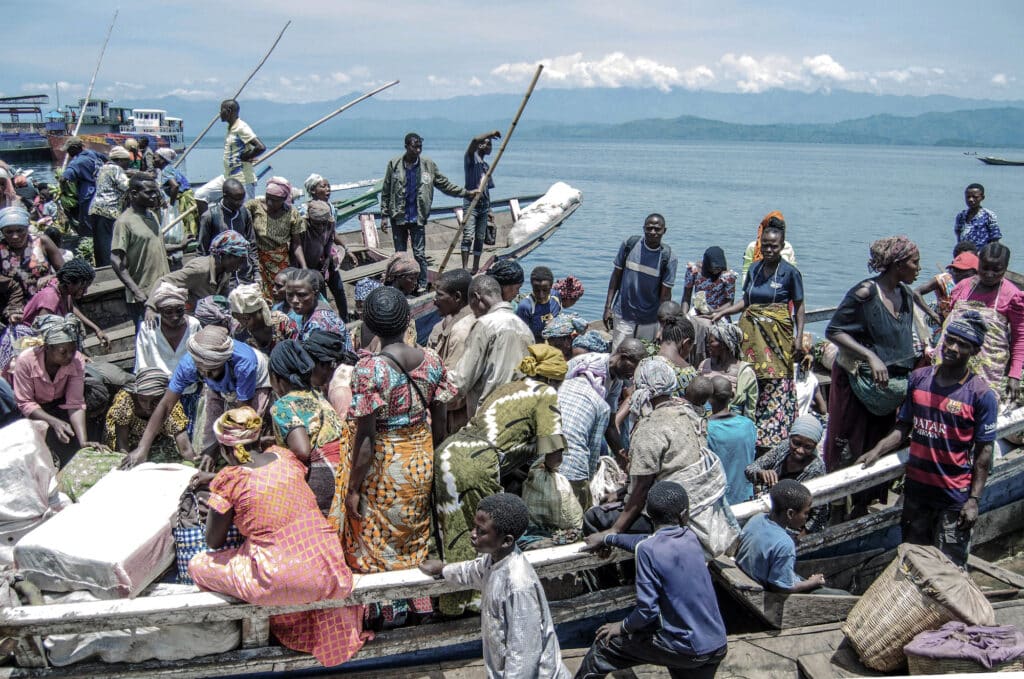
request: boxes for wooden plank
[967,555,1024,589]
[804,307,839,324]
[240,614,270,649]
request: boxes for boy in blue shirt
[735,479,841,594]
[516,266,562,342]
[578,481,727,679]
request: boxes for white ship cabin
[121,109,185,148]
[74,99,132,126]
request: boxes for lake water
[21,139,1024,328]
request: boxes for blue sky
[5,0,1021,104]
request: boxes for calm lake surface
[23,139,1024,328]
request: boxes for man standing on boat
[197,178,259,283]
[195,100,267,206]
[380,133,476,293]
[858,310,997,567]
[955,183,1001,250]
[603,214,677,350]
[60,137,106,236]
[461,129,501,273]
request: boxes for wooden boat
[75,184,581,368]
[977,156,1024,166]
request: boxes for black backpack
[624,235,672,279]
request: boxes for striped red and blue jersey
[898,366,998,507]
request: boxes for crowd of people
[0,110,1018,678]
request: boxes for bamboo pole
[160,205,197,236]
[251,80,399,165]
[61,10,118,171]
[437,64,544,275]
[174,21,291,168]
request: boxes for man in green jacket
[381,133,475,292]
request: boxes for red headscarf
[752,210,785,263]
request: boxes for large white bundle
[507,182,582,246]
[14,463,196,599]
[0,420,68,566]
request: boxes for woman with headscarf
[333,286,454,623]
[572,330,611,356]
[268,340,348,515]
[433,343,566,615]
[825,236,920,518]
[286,269,352,348]
[152,147,198,235]
[683,246,739,364]
[302,199,352,322]
[88,145,133,267]
[193,295,238,333]
[246,177,307,299]
[352,276,382,320]
[358,254,418,351]
[12,314,98,464]
[107,368,193,467]
[740,211,797,286]
[711,223,805,452]
[188,407,367,667]
[744,414,828,533]
[229,282,297,353]
[553,275,584,309]
[302,329,359,421]
[0,206,64,300]
[697,322,758,418]
[129,325,272,468]
[541,312,588,361]
[582,356,736,556]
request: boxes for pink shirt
[949,277,1024,380]
[12,346,86,416]
[22,279,66,325]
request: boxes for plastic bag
[588,456,626,508]
[521,462,584,531]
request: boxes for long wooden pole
[174,20,291,168]
[251,80,399,164]
[61,9,118,171]
[437,64,544,275]
[160,205,198,236]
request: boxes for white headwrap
[228,283,272,326]
[629,356,679,418]
[304,173,326,195]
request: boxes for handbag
[172,487,243,585]
[846,361,909,417]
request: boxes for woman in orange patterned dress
[331,287,454,625]
[188,407,368,666]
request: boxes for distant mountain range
[116,87,1024,147]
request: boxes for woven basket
[907,654,1024,674]
[842,556,956,671]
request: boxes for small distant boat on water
[977,156,1024,166]
[47,98,185,164]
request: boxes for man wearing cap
[858,310,998,566]
[916,249,979,328]
[88,146,134,266]
[380,132,476,292]
[60,137,106,236]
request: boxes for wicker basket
[907,654,1024,674]
[842,555,956,671]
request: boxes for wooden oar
[61,9,118,171]
[437,64,543,275]
[174,21,291,168]
[160,205,198,236]
[250,80,399,165]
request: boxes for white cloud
[427,75,452,86]
[802,54,858,82]
[164,88,218,99]
[469,76,483,88]
[491,52,714,92]
[992,73,1010,86]
[719,53,804,92]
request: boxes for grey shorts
[900,493,971,567]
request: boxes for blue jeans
[461,197,490,255]
[391,221,427,289]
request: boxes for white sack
[507,182,582,246]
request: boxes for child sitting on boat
[577,481,728,679]
[420,493,570,678]
[734,479,845,594]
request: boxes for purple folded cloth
[904,621,1024,669]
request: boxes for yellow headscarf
[213,407,262,464]
[518,344,568,381]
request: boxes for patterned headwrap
[0,206,30,229]
[155,147,177,162]
[752,210,785,263]
[572,330,611,354]
[209,230,249,259]
[384,253,419,284]
[127,367,170,396]
[789,414,824,444]
[945,309,988,347]
[541,312,588,339]
[194,295,235,330]
[108,145,131,160]
[150,282,188,309]
[867,236,919,273]
[354,277,383,302]
[32,314,82,346]
[707,322,744,360]
[553,275,584,306]
[304,173,326,195]
[518,344,568,381]
[228,283,271,325]
[265,176,293,208]
[629,356,678,418]
[213,406,262,464]
[187,325,234,370]
[269,340,315,389]
[306,200,334,223]
[565,351,610,399]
